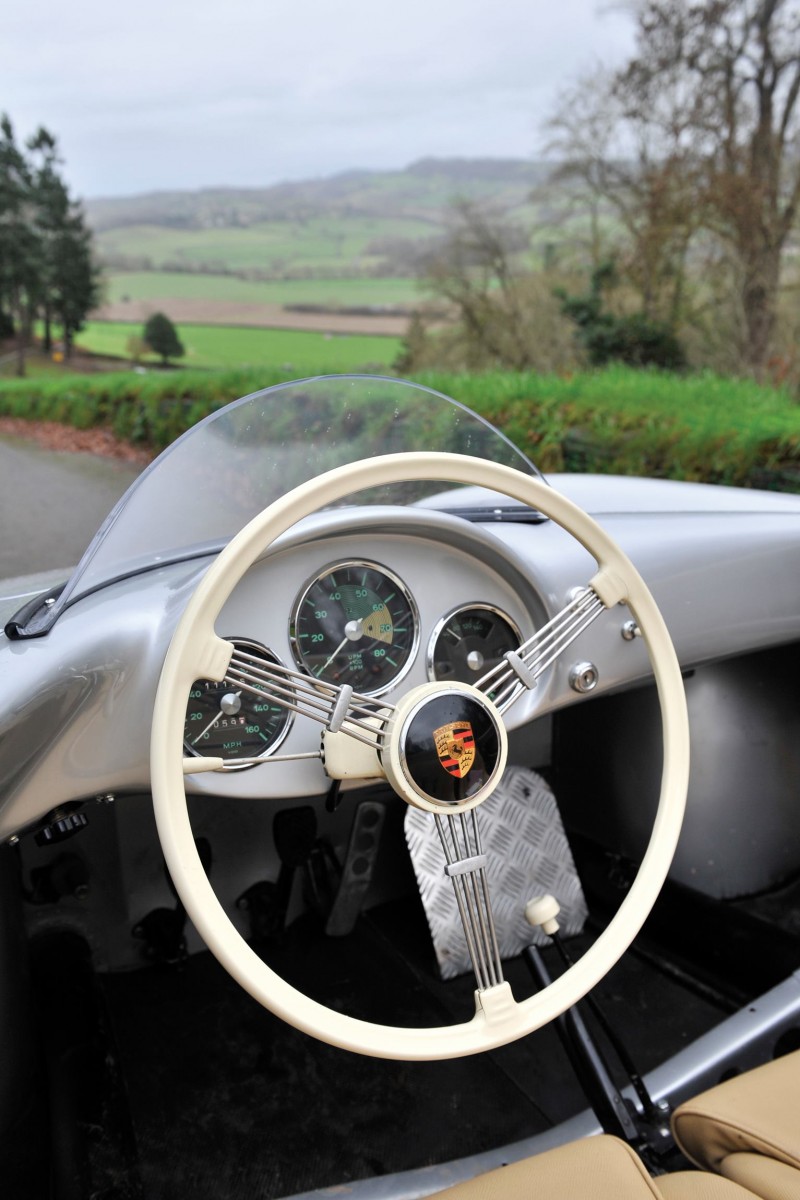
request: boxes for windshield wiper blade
[441,505,548,525]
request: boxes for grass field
[96,214,438,274]
[103,272,424,310]
[76,320,403,373]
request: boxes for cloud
[1,0,637,197]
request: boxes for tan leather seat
[672,1049,800,1200]
[430,1134,759,1200]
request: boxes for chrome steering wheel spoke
[435,809,504,992]
[224,646,393,751]
[475,585,606,709]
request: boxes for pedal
[325,800,386,936]
[237,808,318,942]
[134,837,212,962]
[273,806,318,918]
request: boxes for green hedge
[0,367,290,449]
[1,364,798,491]
[415,367,800,491]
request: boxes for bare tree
[422,201,535,368]
[400,201,579,373]
[547,67,701,329]
[548,0,800,373]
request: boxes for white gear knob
[525,893,561,936]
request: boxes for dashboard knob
[34,809,89,847]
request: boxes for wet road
[0,435,142,580]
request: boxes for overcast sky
[3,1,637,200]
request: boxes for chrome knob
[569,662,598,693]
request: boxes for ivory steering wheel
[151,452,689,1060]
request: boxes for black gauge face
[428,605,522,706]
[291,561,418,695]
[184,640,292,769]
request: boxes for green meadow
[76,320,403,373]
[96,214,437,274]
[103,271,423,309]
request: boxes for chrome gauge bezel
[183,637,295,771]
[426,602,524,713]
[289,559,420,698]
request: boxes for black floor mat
[734,872,800,939]
[103,909,551,1200]
[100,900,728,1200]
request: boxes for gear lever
[524,893,671,1164]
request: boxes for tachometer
[428,604,522,708]
[184,639,293,769]
[290,560,418,695]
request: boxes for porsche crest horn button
[434,722,476,779]
[383,684,508,813]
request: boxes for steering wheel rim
[151,451,689,1060]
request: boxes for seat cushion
[671,1051,800,1174]
[429,1136,663,1200]
[720,1152,800,1200]
[658,1170,764,1199]
[427,1136,759,1200]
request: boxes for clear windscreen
[54,375,540,613]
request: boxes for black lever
[524,942,641,1142]
[523,894,672,1167]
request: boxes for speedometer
[184,639,293,769]
[290,560,418,695]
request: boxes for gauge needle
[191,691,242,745]
[191,710,224,745]
[316,637,348,676]
[316,619,363,675]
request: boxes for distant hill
[85,157,552,234]
[86,158,558,329]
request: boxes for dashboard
[184,559,525,769]
[182,507,550,789]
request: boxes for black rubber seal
[4,583,66,640]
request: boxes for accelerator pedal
[325,800,387,937]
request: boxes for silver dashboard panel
[1,484,799,841]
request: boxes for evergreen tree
[0,115,101,374]
[27,126,101,359]
[0,115,38,375]
[26,127,66,354]
[143,311,185,365]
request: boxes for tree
[143,312,185,365]
[25,126,61,353]
[547,70,700,332]
[548,0,800,374]
[399,201,579,373]
[52,215,102,358]
[27,127,101,358]
[557,262,687,369]
[0,115,39,375]
[0,116,102,374]
[126,333,148,364]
